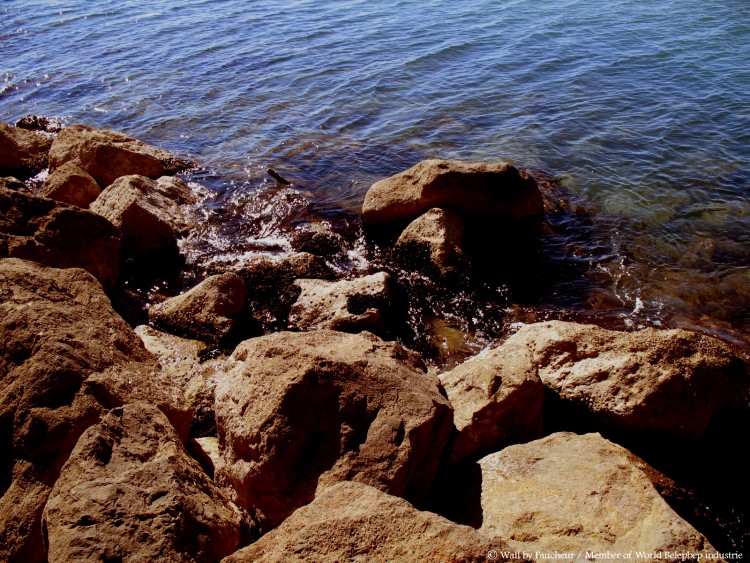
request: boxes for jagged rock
[15,115,62,133]
[438,339,545,464]
[0,187,120,288]
[291,223,345,256]
[289,272,392,335]
[89,174,196,260]
[395,207,466,273]
[477,432,718,556]
[189,436,224,479]
[237,252,334,331]
[0,121,53,179]
[48,124,192,188]
[362,159,543,225]
[39,161,101,208]
[215,330,453,531]
[148,273,248,347]
[224,481,516,563]
[0,259,190,562]
[0,176,30,193]
[513,321,748,439]
[43,403,244,563]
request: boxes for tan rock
[438,339,545,463]
[214,330,453,530]
[48,124,192,188]
[39,161,101,208]
[395,207,466,273]
[513,321,748,439]
[0,187,120,289]
[477,432,718,557]
[148,273,248,346]
[0,121,52,179]
[224,481,517,563]
[362,159,543,225]
[43,403,244,563]
[0,258,190,562]
[289,272,391,335]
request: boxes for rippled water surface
[2,0,750,347]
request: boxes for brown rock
[438,339,545,463]
[39,161,101,208]
[477,432,718,556]
[43,403,244,563]
[362,159,543,225]
[0,258,190,562]
[224,481,518,563]
[149,273,248,346]
[15,114,62,133]
[289,272,392,335]
[0,176,30,193]
[395,207,466,273]
[48,124,192,188]
[0,121,53,179]
[0,187,120,288]
[513,321,748,439]
[215,330,453,530]
[291,223,345,256]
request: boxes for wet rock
[289,272,392,335]
[476,432,718,556]
[15,114,62,133]
[49,124,192,188]
[291,223,345,256]
[39,161,101,208]
[515,321,748,439]
[224,481,514,563]
[438,339,545,464]
[214,330,453,531]
[362,159,543,225]
[0,258,190,562]
[0,121,53,179]
[0,187,120,289]
[43,403,244,563]
[89,174,195,261]
[395,207,466,274]
[0,176,30,193]
[148,273,248,347]
[237,252,334,332]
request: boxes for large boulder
[289,272,392,335]
[43,403,244,563]
[0,259,190,562]
[214,330,453,530]
[224,481,517,562]
[0,187,120,288]
[39,161,101,208]
[0,121,52,179]
[438,339,545,464]
[89,174,196,260]
[513,321,748,439]
[48,124,192,188]
[394,207,466,273]
[148,273,248,346]
[362,159,543,225]
[476,432,719,556]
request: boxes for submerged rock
[362,159,543,225]
[49,124,192,188]
[0,187,120,289]
[224,481,515,563]
[0,259,190,562]
[0,121,53,179]
[394,207,466,274]
[43,403,244,563]
[476,432,718,556]
[289,272,392,335]
[214,330,453,531]
[39,161,101,208]
[291,222,345,256]
[514,321,748,439]
[438,339,545,464]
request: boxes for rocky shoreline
[1,119,748,561]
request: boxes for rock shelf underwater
[0,119,749,561]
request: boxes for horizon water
[2,0,750,352]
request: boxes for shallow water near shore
[2,0,750,349]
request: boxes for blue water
[2,0,750,345]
